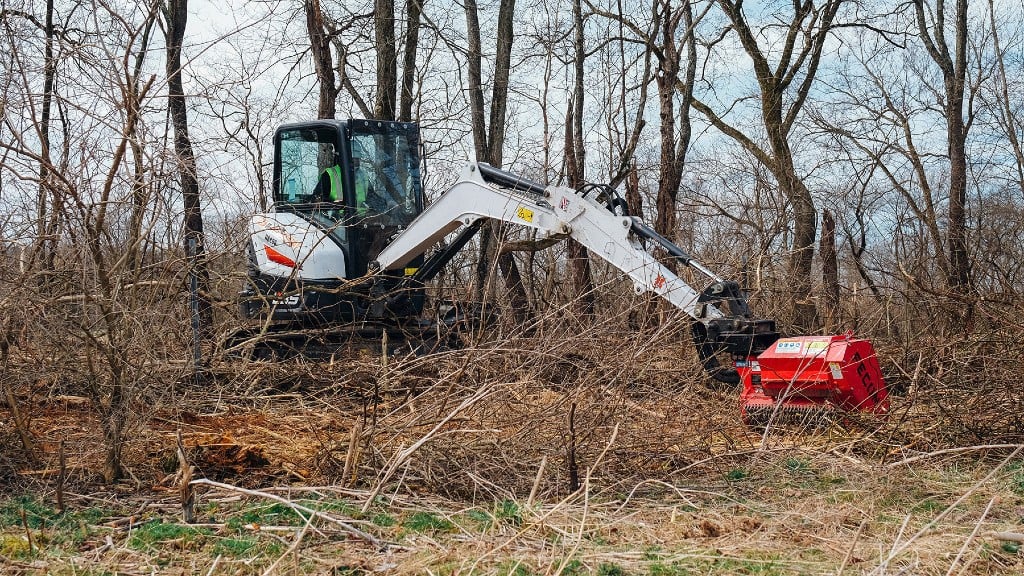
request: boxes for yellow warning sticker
[805,340,829,355]
[516,206,534,223]
[829,362,843,380]
[404,267,418,276]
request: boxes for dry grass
[2,296,1024,573]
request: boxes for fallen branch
[189,478,384,549]
[885,444,1024,468]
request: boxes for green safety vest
[354,169,369,213]
[324,165,343,202]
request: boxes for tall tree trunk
[305,0,338,118]
[914,0,974,328]
[399,0,422,122]
[652,0,696,249]
[165,0,212,332]
[565,0,594,319]
[464,0,529,317]
[374,0,396,120]
[692,0,842,330]
[37,0,56,271]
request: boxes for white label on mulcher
[775,341,802,354]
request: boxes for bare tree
[464,0,530,316]
[163,0,212,334]
[912,0,974,326]
[564,0,595,319]
[692,0,845,330]
[305,0,339,118]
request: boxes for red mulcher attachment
[737,333,889,425]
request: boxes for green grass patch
[128,521,210,550]
[785,458,810,473]
[371,511,397,527]
[230,502,302,529]
[1008,461,1024,496]
[557,559,585,575]
[911,498,945,514]
[465,508,492,529]
[597,562,628,576]
[726,468,750,482]
[495,499,523,526]
[211,535,280,558]
[402,511,453,533]
[0,496,113,552]
[0,496,59,530]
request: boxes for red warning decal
[264,245,300,269]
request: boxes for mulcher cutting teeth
[741,400,837,428]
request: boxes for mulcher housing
[739,334,890,422]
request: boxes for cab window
[277,128,338,205]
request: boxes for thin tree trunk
[165,0,212,332]
[36,0,55,270]
[820,209,839,330]
[565,0,594,320]
[399,0,421,122]
[914,0,974,328]
[464,0,529,317]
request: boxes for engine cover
[249,211,347,281]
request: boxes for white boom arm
[373,162,725,322]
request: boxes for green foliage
[1009,461,1024,496]
[465,508,492,528]
[911,498,945,514]
[234,502,301,527]
[402,511,453,533]
[495,499,523,526]
[558,559,585,575]
[785,458,809,473]
[0,496,58,529]
[0,533,32,558]
[0,496,111,552]
[211,536,260,557]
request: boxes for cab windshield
[349,121,421,227]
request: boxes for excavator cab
[243,119,426,323]
[272,119,424,275]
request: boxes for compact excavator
[234,118,889,423]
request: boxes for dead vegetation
[3,289,1024,573]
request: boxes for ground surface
[2,343,1024,575]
